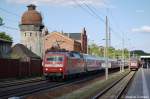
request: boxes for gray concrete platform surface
[125,68,150,99]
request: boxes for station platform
[125,68,150,99]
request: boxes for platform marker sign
[102,62,111,68]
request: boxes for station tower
[19,4,44,57]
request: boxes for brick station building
[44,28,87,54]
[19,4,88,57]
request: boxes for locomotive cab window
[46,56,63,62]
[69,53,74,57]
[72,53,81,58]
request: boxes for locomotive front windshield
[46,56,63,62]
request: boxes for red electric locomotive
[43,51,85,80]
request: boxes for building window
[30,33,32,36]
[30,46,32,50]
[24,33,26,37]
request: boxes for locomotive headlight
[59,68,62,71]
[45,68,48,71]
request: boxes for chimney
[27,4,36,10]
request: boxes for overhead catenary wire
[109,11,133,51]
[109,10,132,46]
[0,8,19,22]
[0,7,20,17]
[0,7,55,32]
[84,2,124,43]
[0,1,126,45]
[1,25,19,30]
[82,0,106,17]
[0,7,20,31]
[72,0,130,63]
[72,0,124,41]
[0,15,19,24]
[83,2,105,23]
[109,11,124,38]
[72,0,106,23]
[72,0,100,20]
[89,5,106,17]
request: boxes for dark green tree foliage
[88,43,130,59]
[0,17,4,26]
[89,43,150,59]
[131,50,150,56]
[0,32,12,41]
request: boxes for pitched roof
[46,32,75,42]
[63,33,81,40]
[10,44,40,59]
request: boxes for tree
[88,43,130,59]
[131,50,150,56]
[0,17,4,26]
[89,43,103,56]
[0,32,12,41]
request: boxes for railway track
[0,70,107,99]
[92,71,136,99]
[0,77,43,88]
[0,80,58,99]
[0,68,121,99]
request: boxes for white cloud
[6,0,107,6]
[131,26,150,33]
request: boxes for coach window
[73,53,80,58]
[69,53,74,57]
[80,54,83,59]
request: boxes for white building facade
[19,4,45,57]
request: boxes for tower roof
[21,4,42,25]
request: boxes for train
[129,58,140,70]
[43,50,128,80]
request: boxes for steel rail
[92,71,136,99]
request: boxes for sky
[0,0,150,52]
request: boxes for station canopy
[140,56,150,59]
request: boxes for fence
[0,58,42,79]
